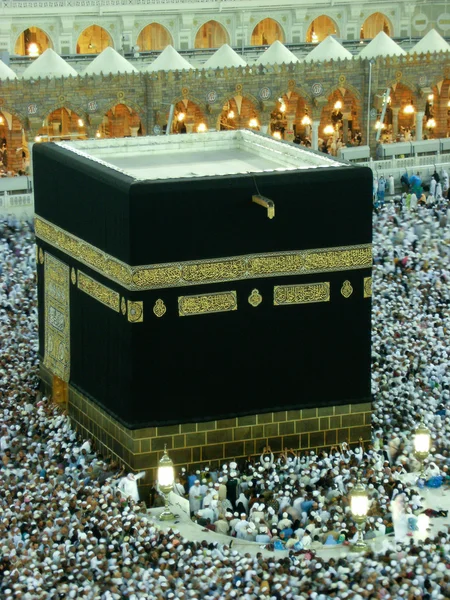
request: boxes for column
[285,114,295,142]
[50,121,61,141]
[392,107,400,138]
[258,112,271,135]
[311,120,320,151]
[415,110,425,141]
[87,115,104,139]
[342,112,350,144]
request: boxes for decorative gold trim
[128,301,143,323]
[39,248,44,264]
[341,280,353,298]
[178,291,237,317]
[121,297,127,316]
[71,268,77,285]
[44,253,70,382]
[363,276,372,298]
[153,299,166,318]
[77,271,120,313]
[248,289,262,307]
[35,216,372,291]
[274,282,330,305]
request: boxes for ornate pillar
[259,112,271,135]
[52,121,61,140]
[415,110,425,141]
[311,120,320,151]
[391,107,400,137]
[86,115,104,139]
[285,114,295,142]
[342,112,350,144]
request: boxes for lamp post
[414,422,431,479]
[157,445,175,521]
[350,475,369,551]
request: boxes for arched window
[136,23,173,51]
[76,25,113,54]
[36,108,87,142]
[97,104,143,138]
[251,18,284,46]
[306,16,339,43]
[14,27,52,56]
[194,21,229,49]
[360,13,392,39]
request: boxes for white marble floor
[144,483,450,561]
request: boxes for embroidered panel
[44,253,70,382]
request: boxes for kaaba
[34,131,372,477]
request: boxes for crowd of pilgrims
[1,180,450,599]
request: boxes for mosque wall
[0,52,448,156]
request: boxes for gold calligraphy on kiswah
[178,291,237,317]
[35,216,372,292]
[274,282,330,306]
[44,253,70,382]
[77,271,120,313]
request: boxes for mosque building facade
[0,1,449,173]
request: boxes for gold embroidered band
[35,216,372,292]
[178,291,237,317]
[77,271,120,313]
[274,282,330,306]
[44,253,70,382]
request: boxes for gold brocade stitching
[128,301,144,323]
[77,271,120,313]
[341,280,353,298]
[44,253,70,382]
[178,291,237,316]
[35,216,372,291]
[153,299,166,318]
[274,282,330,305]
[364,276,372,298]
[248,289,262,307]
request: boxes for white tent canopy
[22,48,77,79]
[255,40,299,66]
[83,47,138,75]
[304,36,352,63]
[0,60,17,80]
[410,29,450,55]
[359,31,406,59]
[203,44,247,69]
[143,45,193,72]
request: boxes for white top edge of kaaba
[56,130,348,181]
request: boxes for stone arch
[360,12,394,39]
[217,95,260,131]
[98,103,145,138]
[0,108,29,173]
[76,24,114,54]
[250,18,285,46]
[14,26,54,56]
[136,22,173,51]
[170,99,207,133]
[35,107,88,142]
[306,15,339,44]
[387,82,419,141]
[319,87,362,152]
[194,20,230,49]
